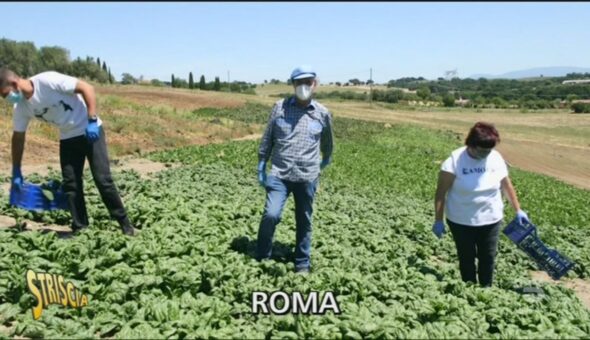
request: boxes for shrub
[571,102,590,113]
[442,93,455,107]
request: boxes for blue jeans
[256,175,319,270]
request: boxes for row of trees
[0,38,114,83]
[0,37,258,94]
[3,37,586,107]
[263,78,375,87]
[385,75,590,107]
[171,73,215,90]
[308,88,584,110]
[168,73,256,94]
[312,74,590,109]
[310,75,590,109]
[117,71,256,94]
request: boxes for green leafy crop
[0,106,588,338]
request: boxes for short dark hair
[0,67,17,88]
[465,121,500,148]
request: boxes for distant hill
[469,66,590,80]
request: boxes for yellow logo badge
[26,270,88,320]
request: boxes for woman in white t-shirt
[433,122,530,287]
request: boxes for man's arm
[258,105,277,162]
[12,131,26,169]
[74,80,97,119]
[320,112,334,161]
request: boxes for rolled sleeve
[258,104,277,162]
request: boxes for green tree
[108,68,113,83]
[213,76,221,91]
[472,95,485,108]
[571,102,590,113]
[171,74,175,88]
[175,78,188,88]
[371,89,404,103]
[0,39,41,77]
[70,56,108,83]
[0,38,119,83]
[38,46,70,73]
[121,73,137,85]
[189,72,194,89]
[0,39,20,72]
[416,86,431,100]
[492,97,507,109]
[151,79,164,87]
[199,75,206,90]
[230,82,241,92]
[442,93,455,107]
[20,42,41,76]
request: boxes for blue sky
[1,2,589,83]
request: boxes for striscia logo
[26,270,88,320]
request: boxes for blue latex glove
[11,166,23,191]
[85,119,100,143]
[257,161,267,188]
[516,209,530,225]
[320,157,331,170]
[432,221,446,239]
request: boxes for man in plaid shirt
[256,65,334,274]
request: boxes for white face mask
[295,84,313,101]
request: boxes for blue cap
[290,65,316,80]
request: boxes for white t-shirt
[441,146,509,226]
[13,71,102,140]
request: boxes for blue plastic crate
[503,218,537,244]
[9,181,69,212]
[503,217,575,280]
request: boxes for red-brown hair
[465,122,500,148]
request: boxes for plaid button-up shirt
[258,96,334,183]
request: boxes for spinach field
[1,105,589,338]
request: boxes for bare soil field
[531,271,590,310]
[321,101,590,190]
[0,85,262,173]
[96,85,247,110]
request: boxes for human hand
[85,119,100,143]
[432,220,446,239]
[516,210,530,225]
[257,161,267,188]
[320,157,331,170]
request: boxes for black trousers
[59,129,127,229]
[447,219,502,287]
